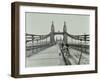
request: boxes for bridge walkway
[26,44,89,67]
[26,44,65,67]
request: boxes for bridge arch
[50,21,68,44]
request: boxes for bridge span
[26,44,89,67]
[26,21,89,67]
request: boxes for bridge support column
[50,21,55,45]
[63,21,68,44]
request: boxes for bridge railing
[25,33,56,57]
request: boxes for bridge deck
[26,44,89,67]
[26,44,65,67]
[68,47,89,64]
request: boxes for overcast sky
[25,12,89,35]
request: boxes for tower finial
[64,21,67,27]
[52,21,54,26]
[64,21,66,25]
[63,21,67,32]
[51,20,55,33]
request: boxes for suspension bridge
[25,21,89,67]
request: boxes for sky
[25,12,89,35]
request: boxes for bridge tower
[63,21,68,44]
[50,21,55,44]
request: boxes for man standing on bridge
[60,42,70,56]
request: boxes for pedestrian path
[26,44,89,67]
[26,44,65,67]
